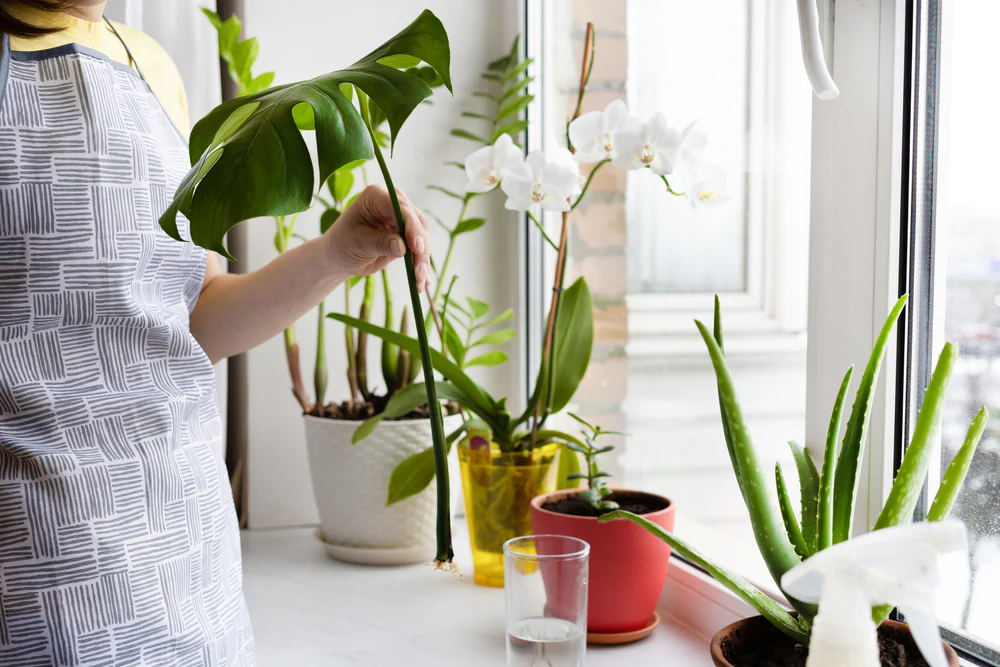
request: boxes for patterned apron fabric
[0,30,253,666]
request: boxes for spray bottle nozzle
[781,521,967,667]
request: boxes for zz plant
[600,295,990,643]
[160,10,459,568]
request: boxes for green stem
[381,270,398,393]
[345,278,359,401]
[361,93,452,565]
[658,173,685,197]
[314,300,327,409]
[432,195,471,303]
[569,159,611,211]
[527,211,559,251]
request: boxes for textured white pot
[304,413,463,565]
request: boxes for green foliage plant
[599,295,990,644]
[161,10,459,568]
[564,413,621,511]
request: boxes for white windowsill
[241,521,983,666]
[241,522,732,666]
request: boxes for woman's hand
[323,184,432,292]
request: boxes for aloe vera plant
[160,10,459,567]
[600,294,990,643]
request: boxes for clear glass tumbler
[503,535,590,667]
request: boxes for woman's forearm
[190,236,348,364]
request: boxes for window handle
[796,0,840,100]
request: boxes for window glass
[929,0,1000,651]
[535,0,813,581]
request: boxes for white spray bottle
[781,521,966,667]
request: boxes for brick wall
[565,1,629,454]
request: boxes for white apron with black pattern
[0,27,253,667]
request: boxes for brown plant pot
[709,615,959,667]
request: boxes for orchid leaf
[600,511,810,644]
[832,295,907,543]
[524,278,593,418]
[159,10,453,257]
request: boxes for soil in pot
[541,490,671,517]
[309,397,460,421]
[720,619,932,667]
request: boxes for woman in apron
[0,1,432,664]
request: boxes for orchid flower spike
[464,134,524,194]
[568,99,632,163]
[613,112,682,175]
[501,151,579,213]
[686,163,730,208]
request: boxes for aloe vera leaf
[874,342,955,530]
[788,441,819,554]
[714,296,744,500]
[600,510,811,644]
[927,406,989,522]
[818,366,853,551]
[832,294,907,543]
[776,462,809,560]
[694,321,806,606]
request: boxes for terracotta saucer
[587,611,661,645]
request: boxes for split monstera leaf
[158,10,459,567]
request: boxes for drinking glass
[504,535,590,667]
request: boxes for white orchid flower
[613,113,682,175]
[464,134,524,193]
[679,121,708,176]
[686,163,730,208]
[500,151,579,212]
[568,99,632,163]
[547,146,583,196]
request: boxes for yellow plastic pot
[458,441,560,587]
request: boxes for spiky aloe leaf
[776,463,809,560]
[818,366,853,550]
[832,295,907,543]
[600,510,810,644]
[694,320,811,621]
[927,406,989,521]
[874,343,956,529]
[713,296,744,501]
[788,442,819,554]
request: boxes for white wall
[242,0,522,528]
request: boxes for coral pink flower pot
[530,489,675,634]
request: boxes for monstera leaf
[159,10,452,257]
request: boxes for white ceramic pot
[304,413,463,565]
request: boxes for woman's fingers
[352,184,432,292]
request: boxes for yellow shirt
[10,11,190,137]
